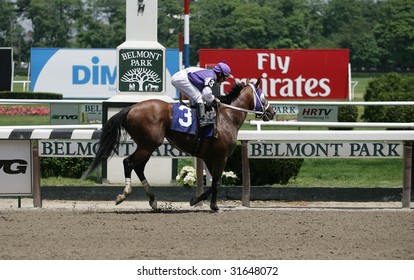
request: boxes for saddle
[171,103,218,156]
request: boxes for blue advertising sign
[30,48,179,99]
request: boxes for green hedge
[14,68,29,76]
[329,105,359,130]
[39,142,305,185]
[225,145,304,185]
[363,73,414,123]
[338,105,358,122]
[41,158,92,178]
[40,149,304,185]
[0,91,63,99]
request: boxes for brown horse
[83,80,275,211]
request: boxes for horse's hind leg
[115,156,135,205]
[133,157,157,210]
[115,150,157,210]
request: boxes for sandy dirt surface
[0,199,413,260]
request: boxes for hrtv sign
[199,49,350,100]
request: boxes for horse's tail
[82,106,131,179]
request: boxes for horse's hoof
[210,204,220,212]
[150,200,158,210]
[190,196,198,206]
[115,194,125,205]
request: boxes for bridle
[218,83,269,116]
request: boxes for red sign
[199,49,350,100]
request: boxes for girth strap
[191,104,219,156]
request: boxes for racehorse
[82,79,275,211]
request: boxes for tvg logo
[52,115,78,120]
[0,159,28,174]
[72,56,116,85]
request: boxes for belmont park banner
[248,141,402,158]
[38,140,402,159]
[199,49,349,100]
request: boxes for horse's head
[218,80,275,121]
[250,78,275,121]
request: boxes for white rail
[268,101,414,106]
[0,124,101,130]
[2,99,414,105]
[238,129,414,141]
[12,81,30,92]
[0,99,104,104]
[250,120,414,130]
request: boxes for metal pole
[32,146,42,208]
[179,32,183,69]
[184,0,190,67]
[241,141,251,207]
[402,142,412,208]
[178,32,184,104]
[411,142,414,203]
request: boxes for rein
[218,84,267,116]
[218,102,264,115]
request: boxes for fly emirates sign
[199,49,350,100]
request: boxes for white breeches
[171,69,203,104]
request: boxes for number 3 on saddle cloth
[170,104,215,138]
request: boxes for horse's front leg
[206,161,224,212]
[190,160,223,212]
[209,177,220,212]
[190,188,212,207]
[190,179,220,212]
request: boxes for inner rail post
[241,140,251,207]
[402,141,412,208]
[33,144,42,208]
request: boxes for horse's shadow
[111,208,217,215]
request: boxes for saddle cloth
[170,103,214,137]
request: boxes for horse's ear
[255,77,261,88]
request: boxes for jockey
[171,61,232,127]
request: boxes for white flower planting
[176,166,197,186]
[176,166,238,186]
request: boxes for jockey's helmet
[213,62,232,78]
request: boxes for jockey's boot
[196,103,214,127]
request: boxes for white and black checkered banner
[0,128,102,140]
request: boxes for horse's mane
[217,82,244,105]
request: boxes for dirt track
[0,199,413,260]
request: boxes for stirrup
[199,116,214,127]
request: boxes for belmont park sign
[118,49,164,92]
[248,141,402,158]
[39,140,190,158]
[38,140,403,158]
